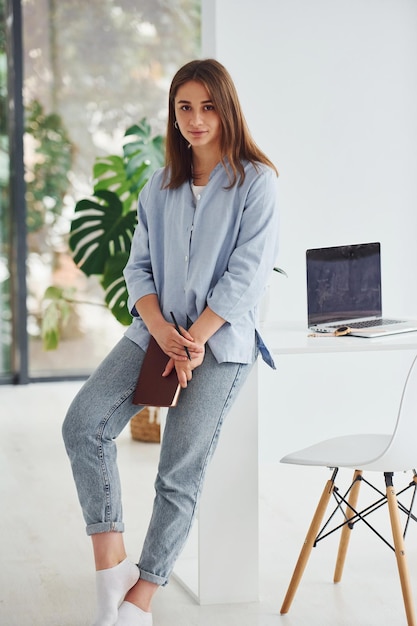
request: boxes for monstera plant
[42,119,165,349]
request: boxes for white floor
[1,381,416,626]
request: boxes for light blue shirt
[123,160,279,367]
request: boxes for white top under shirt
[191,183,205,199]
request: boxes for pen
[170,311,192,360]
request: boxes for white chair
[280,354,417,626]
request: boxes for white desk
[266,321,417,354]
[173,323,417,604]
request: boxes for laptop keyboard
[330,318,403,329]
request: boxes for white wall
[203,0,417,324]
[202,0,417,463]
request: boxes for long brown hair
[163,59,278,189]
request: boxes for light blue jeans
[62,336,253,586]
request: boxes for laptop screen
[306,242,382,325]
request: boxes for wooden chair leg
[280,472,337,615]
[385,473,417,626]
[333,469,362,583]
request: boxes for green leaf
[124,119,151,139]
[123,122,164,194]
[44,285,65,300]
[124,135,164,177]
[41,286,75,350]
[101,252,132,325]
[69,189,137,276]
[93,155,136,214]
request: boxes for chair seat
[280,433,394,470]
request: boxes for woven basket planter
[130,407,161,443]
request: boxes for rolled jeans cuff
[86,521,125,536]
[139,567,168,587]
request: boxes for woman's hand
[135,295,223,389]
[135,295,201,361]
[163,343,205,388]
[154,322,203,362]
[152,322,204,388]
[159,306,225,388]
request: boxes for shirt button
[197,194,201,200]
[185,255,188,262]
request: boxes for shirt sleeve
[123,176,157,316]
[206,167,279,324]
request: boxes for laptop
[306,242,417,337]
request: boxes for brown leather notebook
[133,336,181,407]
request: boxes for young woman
[62,58,279,626]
